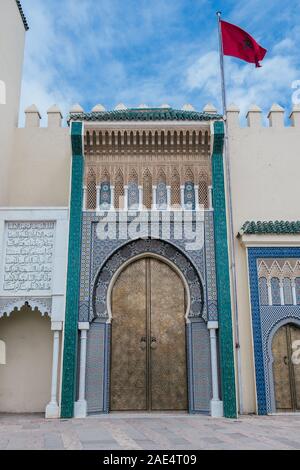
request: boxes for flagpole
[216,11,244,415]
[216,11,227,116]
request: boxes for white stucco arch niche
[0,299,63,418]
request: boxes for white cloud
[19,0,300,123]
[185,49,300,118]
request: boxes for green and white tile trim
[61,122,84,418]
[211,121,237,418]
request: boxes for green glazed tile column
[61,121,84,418]
[211,121,237,418]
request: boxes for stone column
[166,186,171,210]
[152,185,157,210]
[267,281,272,306]
[208,185,213,210]
[110,185,115,210]
[124,185,128,210]
[74,322,90,418]
[180,185,185,209]
[207,321,224,418]
[139,185,143,211]
[96,185,101,212]
[45,322,63,419]
[292,279,297,306]
[82,185,87,211]
[194,185,199,211]
[279,279,284,305]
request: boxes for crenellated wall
[7,105,71,207]
[227,103,300,414]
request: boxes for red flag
[220,20,267,67]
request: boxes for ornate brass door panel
[272,324,300,411]
[111,259,147,411]
[110,257,187,411]
[290,325,300,410]
[150,259,187,410]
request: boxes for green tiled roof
[69,107,222,123]
[16,1,29,31]
[239,221,300,235]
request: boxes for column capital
[78,322,90,331]
[51,321,63,331]
[207,321,219,330]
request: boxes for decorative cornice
[239,221,300,236]
[15,0,29,31]
[68,108,222,124]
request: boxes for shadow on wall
[0,306,52,413]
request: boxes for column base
[210,399,224,418]
[74,400,88,418]
[45,402,60,419]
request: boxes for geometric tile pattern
[188,319,212,412]
[100,183,111,210]
[184,182,196,210]
[247,247,300,415]
[85,320,107,414]
[204,211,218,321]
[156,182,168,209]
[128,183,139,209]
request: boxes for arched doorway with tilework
[272,323,300,412]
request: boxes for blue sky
[20,0,300,124]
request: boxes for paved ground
[0,412,300,450]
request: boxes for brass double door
[110,257,188,411]
[272,324,300,411]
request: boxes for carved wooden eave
[82,123,213,156]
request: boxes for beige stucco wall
[8,125,71,207]
[0,0,26,206]
[0,2,71,208]
[0,306,53,413]
[227,107,300,413]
